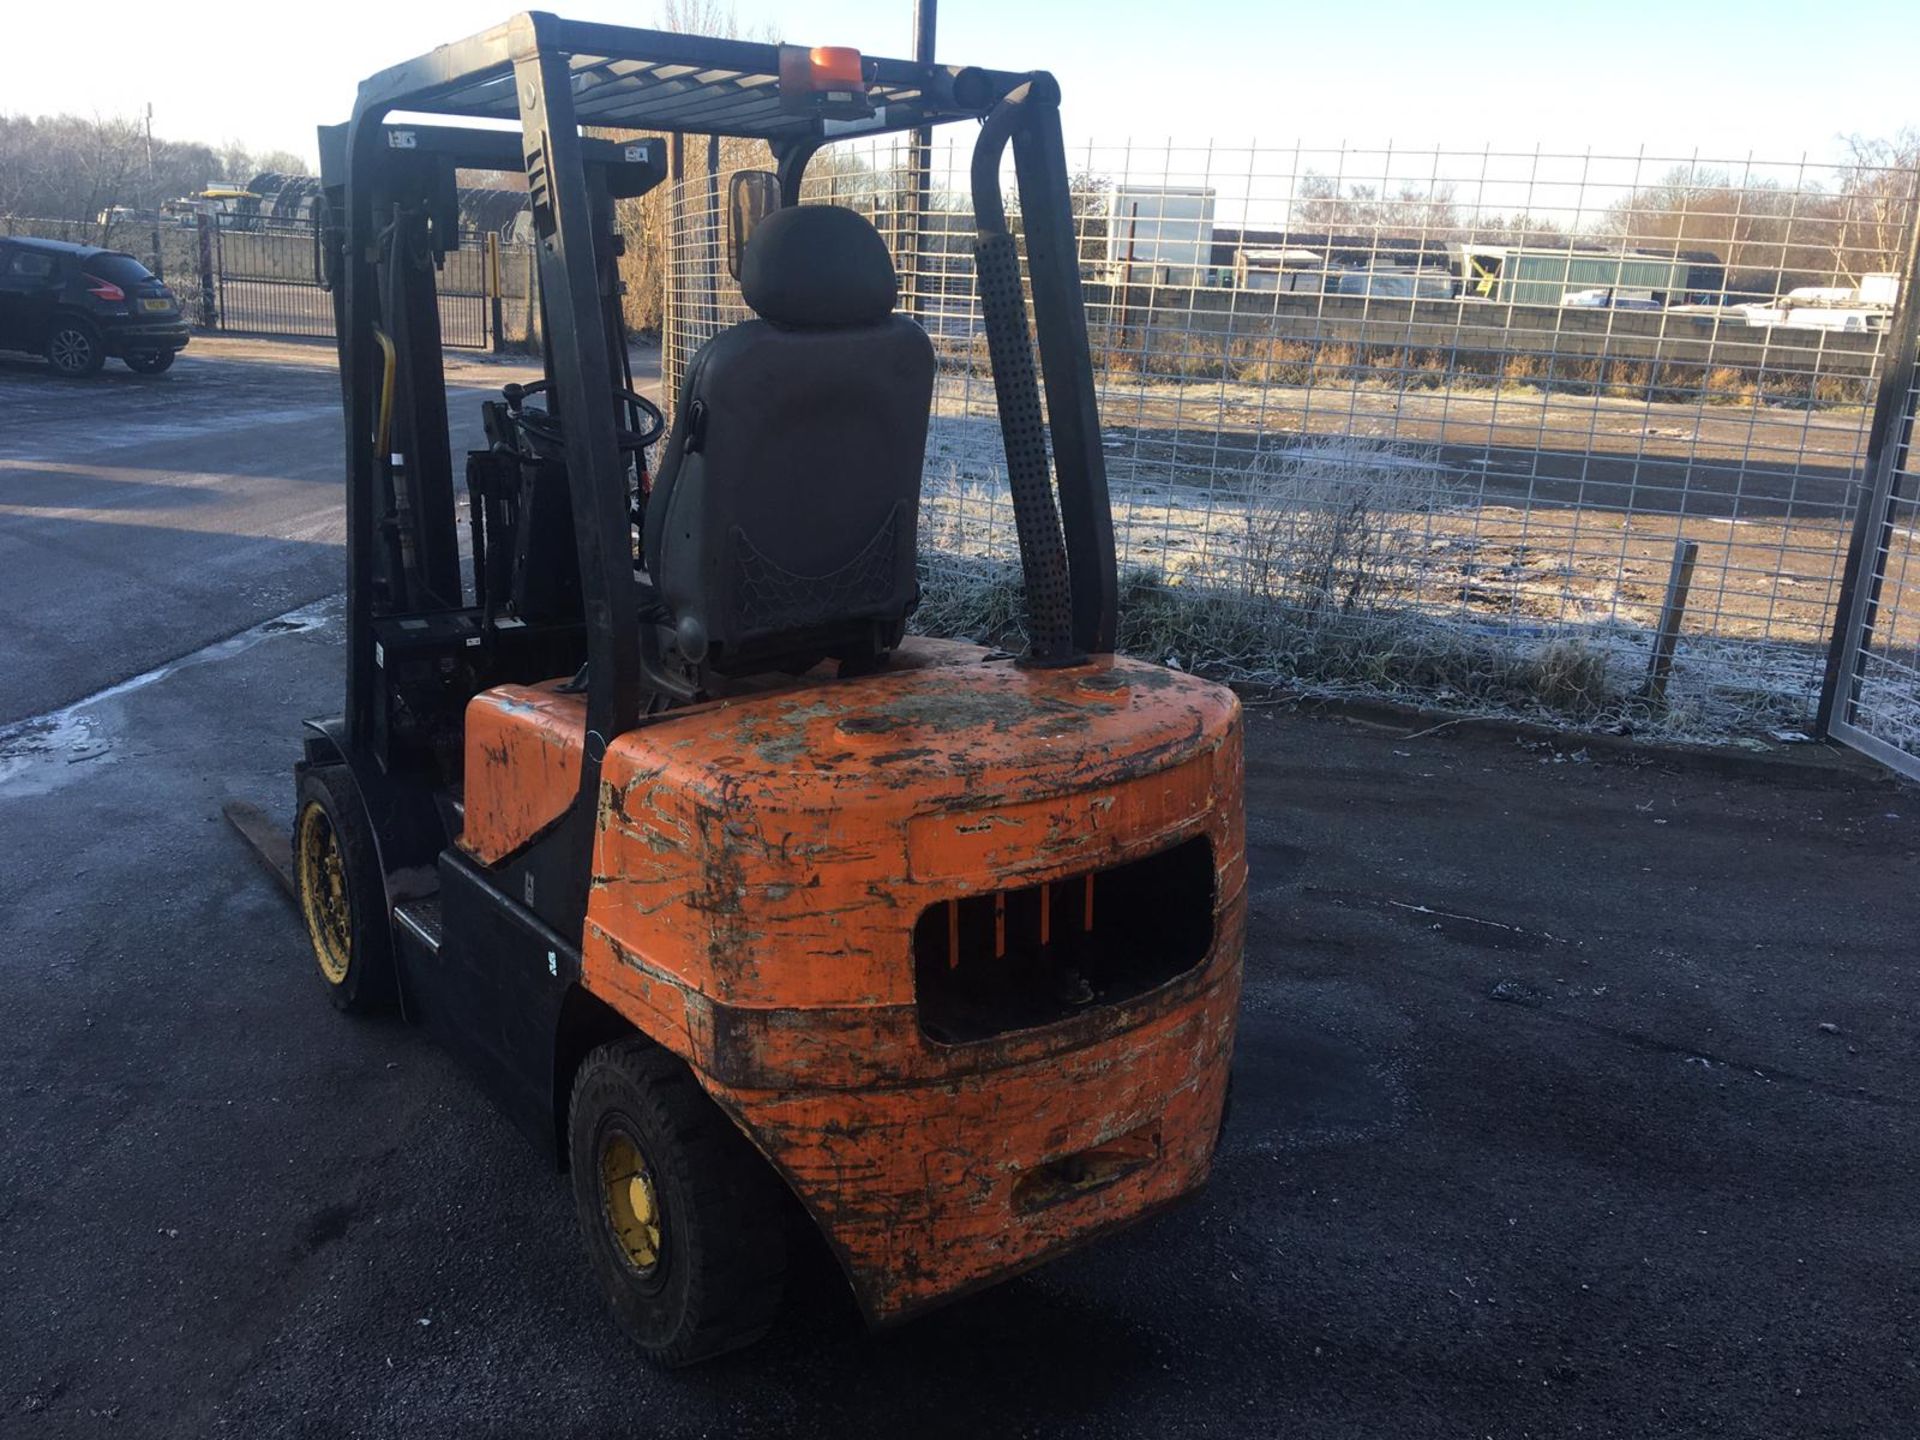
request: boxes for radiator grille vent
[912,835,1215,1044]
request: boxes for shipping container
[1458,245,1689,307]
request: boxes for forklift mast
[314,117,666,691]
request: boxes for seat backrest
[643,204,935,682]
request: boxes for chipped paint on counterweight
[458,636,1246,1322]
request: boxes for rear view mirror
[727,170,782,281]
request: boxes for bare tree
[611,0,780,335]
[1472,212,1570,248]
[0,111,230,233]
[1293,172,1461,240]
[1071,169,1112,273]
[659,0,738,36]
[218,141,312,184]
[0,117,47,220]
[1599,165,1841,295]
[1830,128,1920,279]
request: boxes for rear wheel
[568,1039,788,1366]
[46,319,104,378]
[294,765,395,1014]
[124,350,177,374]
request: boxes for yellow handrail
[371,327,397,456]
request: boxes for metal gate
[211,221,494,348]
[212,223,334,337]
[1821,227,1920,780]
[436,243,491,350]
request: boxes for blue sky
[2,0,1912,166]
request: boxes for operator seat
[642,203,935,694]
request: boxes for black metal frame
[320,11,1118,947]
[1816,200,1920,760]
[344,13,1022,144]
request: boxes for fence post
[525,241,540,354]
[1642,539,1699,706]
[487,231,504,354]
[195,210,218,331]
[703,134,721,339]
[1113,200,1140,368]
[663,133,683,409]
[1817,186,1920,737]
[903,0,935,322]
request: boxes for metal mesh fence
[1,212,202,279]
[1827,324,1920,776]
[3,213,534,349]
[664,137,1918,735]
[1070,144,1912,734]
[671,133,1912,734]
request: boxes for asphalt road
[3,614,1917,1437]
[2,337,1918,1438]
[0,337,545,727]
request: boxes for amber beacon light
[778,44,871,115]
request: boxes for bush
[1232,437,1455,619]
[1703,366,1756,406]
[913,552,1638,727]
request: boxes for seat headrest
[739,204,898,328]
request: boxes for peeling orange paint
[460,682,586,864]
[459,637,1245,1322]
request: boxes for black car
[0,236,191,377]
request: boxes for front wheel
[293,765,395,1013]
[568,1039,788,1366]
[46,320,104,378]
[125,350,177,374]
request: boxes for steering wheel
[503,379,665,454]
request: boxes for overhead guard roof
[350,10,1033,143]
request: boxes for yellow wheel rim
[600,1132,664,1275]
[296,801,352,985]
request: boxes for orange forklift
[269,12,1245,1364]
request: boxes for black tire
[125,350,177,375]
[293,765,396,1014]
[46,318,104,378]
[568,1039,788,1366]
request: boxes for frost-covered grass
[914,434,1836,740]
